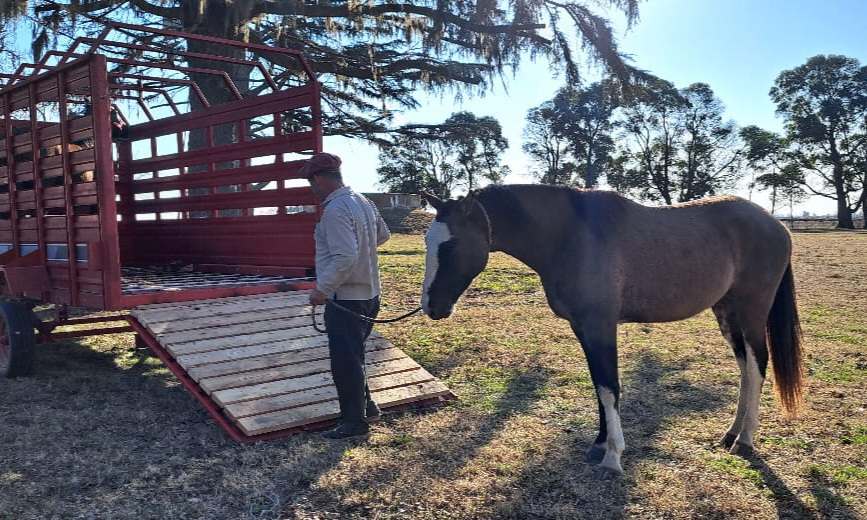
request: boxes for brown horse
[43,142,95,183]
[421,185,803,474]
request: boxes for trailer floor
[121,266,311,294]
[128,291,452,440]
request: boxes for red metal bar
[49,326,133,340]
[27,83,47,283]
[82,38,280,92]
[130,160,306,193]
[118,280,315,309]
[121,187,316,214]
[109,22,315,80]
[89,55,122,310]
[103,57,243,101]
[2,93,20,256]
[126,86,315,140]
[56,69,80,306]
[110,73,210,108]
[130,131,316,173]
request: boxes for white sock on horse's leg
[597,386,625,473]
[731,345,764,454]
[723,354,748,446]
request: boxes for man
[302,152,391,439]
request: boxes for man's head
[301,152,343,200]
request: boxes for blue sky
[329,0,867,215]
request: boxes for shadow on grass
[295,359,552,517]
[494,350,731,519]
[0,337,347,519]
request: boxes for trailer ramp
[128,291,452,441]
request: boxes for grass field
[1,231,865,519]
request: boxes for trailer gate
[129,291,453,440]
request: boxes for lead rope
[312,300,423,333]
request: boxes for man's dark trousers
[324,296,381,423]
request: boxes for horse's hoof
[719,432,737,449]
[729,442,754,458]
[584,445,606,464]
[597,460,624,476]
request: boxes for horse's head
[420,191,491,320]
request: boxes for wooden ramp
[128,291,452,441]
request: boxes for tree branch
[254,1,545,35]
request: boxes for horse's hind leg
[571,318,624,474]
[712,302,748,448]
[713,299,769,456]
[732,314,769,456]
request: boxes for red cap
[300,152,342,177]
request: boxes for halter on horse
[421,184,802,474]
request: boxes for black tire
[0,300,36,378]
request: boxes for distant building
[362,193,422,211]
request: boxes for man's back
[314,186,390,300]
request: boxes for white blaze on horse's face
[422,221,453,318]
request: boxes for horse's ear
[460,191,477,216]
[420,191,444,211]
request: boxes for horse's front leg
[571,317,624,474]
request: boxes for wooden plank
[133,288,308,317]
[176,335,332,367]
[212,357,421,406]
[138,297,311,330]
[162,314,320,349]
[166,324,328,356]
[228,366,437,419]
[224,369,435,421]
[199,347,407,393]
[132,291,306,314]
[235,380,450,436]
[136,294,310,322]
[186,338,391,380]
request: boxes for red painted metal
[0,24,338,441]
[1,24,322,310]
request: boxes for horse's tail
[766,263,804,416]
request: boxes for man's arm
[315,204,359,297]
[373,204,391,246]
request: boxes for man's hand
[309,289,328,306]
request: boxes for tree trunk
[828,137,855,229]
[771,184,777,215]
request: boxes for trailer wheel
[0,301,36,378]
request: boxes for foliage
[612,80,743,203]
[1,0,647,143]
[770,54,867,228]
[377,112,508,197]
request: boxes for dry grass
[1,231,865,519]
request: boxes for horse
[43,142,95,183]
[420,184,803,474]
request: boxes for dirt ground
[0,231,864,519]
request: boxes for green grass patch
[707,455,764,488]
[809,358,866,383]
[842,425,867,446]
[762,435,813,450]
[808,464,867,486]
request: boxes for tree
[376,112,508,197]
[2,0,648,143]
[614,81,743,204]
[740,125,801,214]
[677,83,742,201]
[377,135,457,198]
[522,101,578,185]
[550,80,620,188]
[443,112,509,191]
[770,55,867,229]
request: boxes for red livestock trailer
[0,24,452,441]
